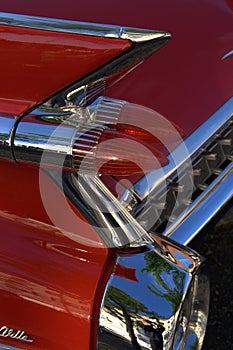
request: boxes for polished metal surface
[88,97,126,126]
[0,97,132,190]
[98,235,209,350]
[169,163,233,245]
[71,174,153,247]
[11,97,129,176]
[72,97,127,172]
[119,98,233,245]
[0,345,23,350]
[72,124,106,173]
[0,12,169,43]
[0,115,16,159]
[13,113,77,169]
[221,49,233,60]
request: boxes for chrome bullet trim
[0,12,169,43]
[221,49,233,60]
[98,237,209,349]
[11,97,128,175]
[13,116,77,169]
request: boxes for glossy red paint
[0,160,115,349]
[1,0,232,135]
[0,1,232,349]
[0,24,131,115]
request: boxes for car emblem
[0,326,33,343]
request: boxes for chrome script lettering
[0,326,33,343]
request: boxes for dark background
[190,207,233,350]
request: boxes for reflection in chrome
[119,98,233,244]
[11,97,128,174]
[0,344,22,350]
[221,50,233,60]
[0,97,155,248]
[71,174,153,247]
[0,116,16,159]
[0,98,113,170]
[98,234,209,350]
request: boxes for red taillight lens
[114,103,185,153]
[13,97,184,177]
[97,128,168,175]
[71,98,184,176]
[72,127,168,176]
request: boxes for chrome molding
[40,32,170,109]
[0,345,23,350]
[0,115,16,159]
[130,98,233,200]
[119,98,233,245]
[170,163,233,244]
[0,12,168,43]
[72,174,153,247]
[98,236,209,350]
[222,49,233,60]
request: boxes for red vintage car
[0,1,232,349]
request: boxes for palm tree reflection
[142,250,185,314]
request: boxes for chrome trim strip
[39,32,170,109]
[129,97,233,200]
[73,174,153,247]
[0,12,169,43]
[222,49,233,60]
[119,97,233,246]
[169,163,233,245]
[0,14,171,110]
[0,345,22,350]
[0,115,16,160]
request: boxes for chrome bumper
[98,234,209,350]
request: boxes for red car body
[0,1,232,349]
